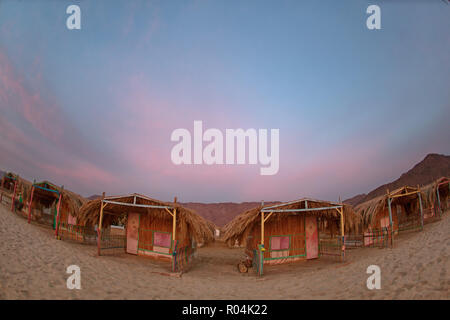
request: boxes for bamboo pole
[27,186,35,223]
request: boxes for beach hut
[26,181,86,238]
[423,177,449,220]
[0,172,18,209]
[223,198,358,276]
[77,193,214,272]
[356,185,425,247]
[0,173,32,211]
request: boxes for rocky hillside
[344,153,450,206]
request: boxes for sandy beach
[0,203,448,300]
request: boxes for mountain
[181,201,280,228]
[343,194,367,206]
[344,153,450,206]
[88,194,102,200]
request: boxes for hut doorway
[126,212,140,254]
[305,216,319,259]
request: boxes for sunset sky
[1,0,449,202]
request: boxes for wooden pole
[387,189,393,247]
[417,186,424,230]
[54,192,62,237]
[28,186,35,223]
[172,197,177,241]
[261,211,265,246]
[172,208,177,241]
[97,192,105,256]
[339,206,345,262]
[10,180,17,212]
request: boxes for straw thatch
[223,198,360,247]
[78,193,214,244]
[0,172,33,201]
[422,177,449,212]
[30,181,87,219]
[356,186,425,230]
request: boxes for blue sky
[0,0,449,202]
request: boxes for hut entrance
[305,216,319,259]
[126,212,139,254]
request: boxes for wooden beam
[263,211,273,223]
[165,207,174,217]
[261,205,342,213]
[389,191,419,199]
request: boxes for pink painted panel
[153,232,171,247]
[68,214,77,225]
[126,213,139,254]
[305,216,319,259]
[270,236,289,250]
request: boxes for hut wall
[372,206,399,232]
[135,212,192,261]
[245,215,307,265]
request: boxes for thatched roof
[422,177,449,211]
[78,193,215,244]
[31,181,87,217]
[223,198,361,246]
[0,172,33,199]
[356,185,425,229]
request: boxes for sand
[0,203,448,299]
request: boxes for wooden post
[54,192,62,237]
[338,206,345,262]
[261,211,265,246]
[417,186,424,230]
[172,208,177,241]
[387,189,393,247]
[97,192,105,256]
[172,196,177,241]
[28,186,35,223]
[10,180,17,212]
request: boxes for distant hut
[78,193,214,272]
[0,172,18,209]
[356,185,425,247]
[223,198,359,276]
[0,172,32,211]
[26,181,86,238]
